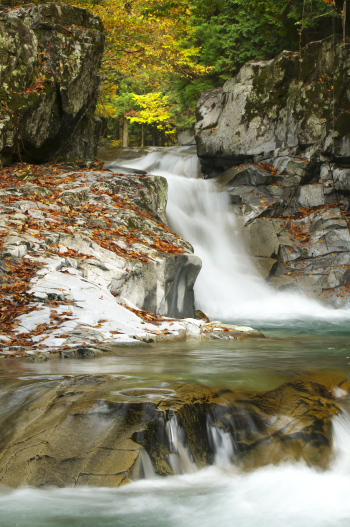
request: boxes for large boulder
[0,2,105,165]
[0,167,202,334]
[196,39,350,306]
[196,39,350,173]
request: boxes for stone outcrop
[0,161,262,358]
[0,163,208,355]
[0,2,105,165]
[0,370,346,487]
[196,39,350,306]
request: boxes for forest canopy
[3,0,345,145]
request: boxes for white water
[166,411,197,475]
[207,421,235,468]
[109,146,350,322]
[1,410,350,527]
[138,449,156,479]
[1,147,350,525]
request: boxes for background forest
[3,0,346,145]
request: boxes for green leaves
[188,0,339,80]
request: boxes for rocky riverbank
[196,39,350,307]
[0,161,262,359]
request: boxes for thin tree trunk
[122,117,128,147]
[116,118,120,142]
[141,123,145,147]
[344,1,347,44]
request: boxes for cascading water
[207,419,235,468]
[1,147,350,527]
[2,408,350,526]
[137,449,157,479]
[108,146,350,323]
[165,410,197,475]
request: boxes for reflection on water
[1,323,349,392]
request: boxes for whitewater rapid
[109,146,350,322]
[1,411,350,527]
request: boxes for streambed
[1,147,350,524]
[1,323,350,526]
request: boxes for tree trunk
[344,0,347,43]
[122,117,128,147]
[141,123,145,147]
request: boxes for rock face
[0,163,207,355]
[196,39,350,306]
[0,371,345,487]
[0,2,105,165]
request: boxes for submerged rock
[0,2,105,165]
[0,371,346,487]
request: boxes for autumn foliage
[0,162,188,352]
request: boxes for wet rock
[241,203,350,305]
[0,372,345,487]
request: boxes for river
[1,147,350,526]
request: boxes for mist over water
[113,147,350,323]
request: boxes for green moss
[7,91,40,112]
[334,113,350,136]
[127,216,140,230]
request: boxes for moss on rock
[0,2,105,165]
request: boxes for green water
[1,320,349,391]
[1,320,350,527]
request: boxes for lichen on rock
[0,2,105,165]
[196,39,350,307]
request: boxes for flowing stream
[109,146,350,324]
[1,146,350,526]
[2,411,350,527]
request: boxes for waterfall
[207,420,235,468]
[4,411,350,527]
[108,146,350,322]
[165,410,197,475]
[331,409,350,472]
[138,449,157,479]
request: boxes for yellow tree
[65,0,211,145]
[129,92,175,146]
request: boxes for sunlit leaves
[128,92,174,133]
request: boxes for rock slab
[0,371,345,487]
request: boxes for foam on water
[1,411,350,527]
[110,147,350,322]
